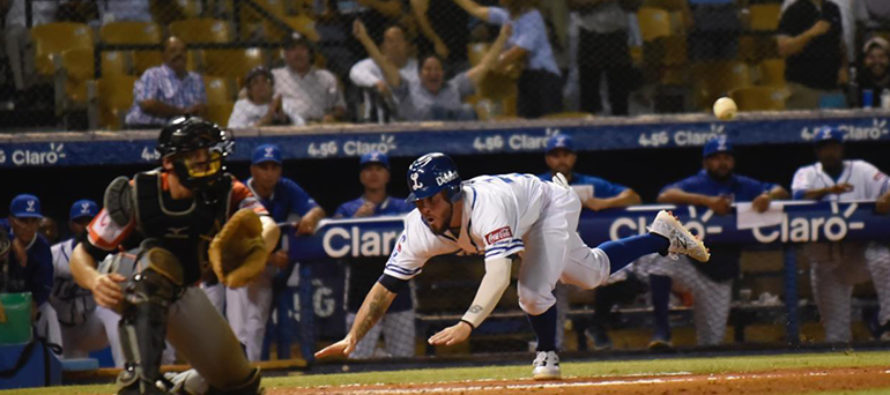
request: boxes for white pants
[225,266,275,362]
[517,182,611,316]
[34,303,62,354]
[345,309,416,359]
[808,241,890,342]
[200,282,226,315]
[62,305,174,367]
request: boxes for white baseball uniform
[385,173,612,316]
[791,159,890,342]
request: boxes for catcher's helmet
[157,116,233,191]
[406,152,462,203]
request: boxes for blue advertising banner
[1,112,888,167]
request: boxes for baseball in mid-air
[713,97,738,120]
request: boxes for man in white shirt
[272,32,347,123]
[791,126,890,342]
[316,153,710,380]
[349,24,418,120]
[228,66,306,128]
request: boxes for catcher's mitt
[208,209,267,288]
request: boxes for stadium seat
[100,51,130,77]
[748,4,782,31]
[637,7,671,42]
[265,15,320,42]
[206,101,235,126]
[100,22,163,77]
[204,48,267,82]
[692,61,752,110]
[31,22,94,77]
[175,0,204,18]
[203,76,235,106]
[88,75,137,130]
[170,19,233,44]
[729,86,787,111]
[758,58,786,86]
[55,48,94,110]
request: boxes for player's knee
[208,367,262,395]
[518,288,555,316]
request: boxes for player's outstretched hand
[828,183,854,194]
[92,273,126,309]
[752,193,772,213]
[315,336,357,359]
[428,321,472,346]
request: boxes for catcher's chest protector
[132,171,232,283]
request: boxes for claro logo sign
[322,225,401,258]
[751,202,863,243]
[0,143,67,166]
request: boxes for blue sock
[526,305,557,352]
[650,275,672,339]
[599,234,670,274]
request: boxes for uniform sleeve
[87,208,135,251]
[589,176,628,198]
[474,195,524,262]
[29,239,54,306]
[856,161,890,200]
[790,167,814,200]
[333,202,352,219]
[284,179,320,216]
[230,179,270,216]
[383,212,439,280]
[486,6,509,25]
[227,99,252,128]
[659,176,693,195]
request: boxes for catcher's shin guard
[116,269,179,394]
[207,367,262,395]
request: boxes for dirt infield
[269,365,890,394]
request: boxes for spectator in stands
[567,0,634,115]
[124,36,207,128]
[334,151,416,359]
[777,0,848,109]
[273,32,347,123]
[3,0,58,96]
[453,0,564,118]
[648,137,788,348]
[353,19,510,121]
[0,194,61,353]
[350,24,418,120]
[316,0,405,77]
[228,66,306,128]
[687,0,740,60]
[855,0,890,28]
[858,36,890,106]
[536,134,642,351]
[38,216,59,245]
[412,0,471,71]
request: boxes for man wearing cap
[792,126,890,342]
[649,136,788,347]
[273,33,347,123]
[228,66,306,128]
[0,194,61,352]
[536,134,642,351]
[334,151,416,358]
[858,36,890,107]
[225,143,326,361]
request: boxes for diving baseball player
[69,116,279,394]
[792,126,890,342]
[316,153,709,379]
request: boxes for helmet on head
[157,116,233,191]
[406,153,462,203]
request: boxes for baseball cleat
[532,351,561,380]
[647,210,710,262]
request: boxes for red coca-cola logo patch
[485,226,513,245]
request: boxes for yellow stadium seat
[57,48,95,106]
[749,4,782,31]
[100,22,164,76]
[170,18,233,44]
[637,7,671,42]
[758,58,786,86]
[100,51,130,76]
[31,22,94,76]
[90,75,137,130]
[206,101,235,126]
[175,0,204,17]
[729,86,787,111]
[204,48,267,82]
[203,76,235,106]
[692,61,752,110]
[265,15,319,42]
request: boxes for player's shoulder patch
[485,226,513,245]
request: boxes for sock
[650,274,672,339]
[599,234,670,274]
[527,305,557,352]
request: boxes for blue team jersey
[0,220,54,306]
[537,172,627,198]
[334,196,414,218]
[661,170,776,201]
[246,177,319,223]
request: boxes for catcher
[69,116,279,394]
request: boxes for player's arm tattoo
[352,283,396,340]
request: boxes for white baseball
[713,97,738,120]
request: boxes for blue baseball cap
[252,144,282,165]
[9,194,43,219]
[703,136,733,158]
[360,151,389,169]
[69,199,98,221]
[812,126,843,145]
[545,134,574,153]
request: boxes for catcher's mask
[157,116,233,196]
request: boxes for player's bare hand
[296,218,318,235]
[91,273,126,309]
[428,321,472,346]
[808,20,831,37]
[434,40,450,59]
[752,194,772,213]
[354,201,376,218]
[268,249,289,269]
[314,335,357,359]
[876,195,890,214]
[352,19,369,42]
[707,195,733,215]
[828,183,854,194]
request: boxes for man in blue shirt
[1,194,61,352]
[538,134,642,350]
[649,136,788,347]
[334,151,415,358]
[225,143,326,361]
